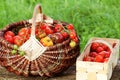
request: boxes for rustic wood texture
[0,60,120,80]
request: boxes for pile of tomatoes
[83,42,114,63]
[4,23,78,48]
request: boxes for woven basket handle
[31,4,42,36]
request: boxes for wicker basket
[0,4,80,77]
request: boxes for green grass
[0,0,120,52]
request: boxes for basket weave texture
[0,19,80,76]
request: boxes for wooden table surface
[0,61,120,80]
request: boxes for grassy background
[0,0,120,52]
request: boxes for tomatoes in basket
[4,31,15,44]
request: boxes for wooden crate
[76,37,120,80]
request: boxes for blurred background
[0,0,120,52]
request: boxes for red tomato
[95,55,104,62]
[14,35,24,46]
[61,32,69,39]
[105,51,111,58]
[5,35,14,44]
[54,24,63,32]
[35,27,40,35]
[91,42,99,51]
[18,28,30,41]
[70,31,76,39]
[67,24,74,30]
[101,44,108,51]
[89,52,98,57]
[4,31,15,44]
[83,56,92,61]
[73,37,78,42]
[18,28,31,36]
[45,26,53,34]
[96,46,104,53]
[98,51,106,58]
[4,31,15,37]
[40,23,47,30]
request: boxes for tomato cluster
[83,42,113,63]
[4,27,31,46]
[4,23,78,48]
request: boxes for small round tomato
[4,31,15,37]
[98,51,106,58]
[45,26,53,34]
[101,44,108,51]
[91,42,99,51]
[96,46,104,53]
[73,37,78,42]
[14,35,24,46]
[95,55,104,62]
[5,35,14,44]
[18,28,30,36]
[67,24,74,30]
[89,52,98,57]
[54,24,63,32]
[40,23,47,30]
[18,28,30,41]
[70,31,76,39]
[105,51,111,58]
[61,31,69,39]
[83,56,92,61]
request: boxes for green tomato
[19,51,25,56]
[11,50,17,55]
[13,45,18,50]
[69,40,76,48]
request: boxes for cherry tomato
[96,46,104,53]
[4,31,15,44]
[67,24,74,30]
[18,28,27,36]
[83,56,92,61]
[101,44,108,51]
[104,51,111,58]
[98,51,106,58]
[89,52,98,57]
[4,31,15,37]
[5,35,14,44]
[73,37,78,42]
[54,24,63,32]
[14,35,24,46]
[95,55,104,62]
[70,31,76,39]
[40,23,47,30]
[45,26,53,34]
[91,42,99,51]
[61,31,69,39]
[18,28,30,41]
